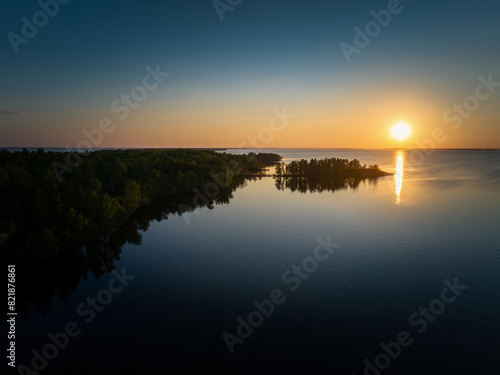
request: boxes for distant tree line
[250,152,282,167]
[274,157,382,177]
[0,149,281,263]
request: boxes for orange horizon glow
[2,88,499,149]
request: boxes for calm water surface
[11,149,500,374]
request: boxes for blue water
[11,149,500,374]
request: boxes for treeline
[0,149,280,263]
[250,152,282,166]
[275,157,384,177]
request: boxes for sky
[1,0,499,149]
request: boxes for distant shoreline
[241,170,394,178]
[1,147,499,152]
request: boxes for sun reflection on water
[395,153,404,204]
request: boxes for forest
[274,157,390,177]
[0,149,280,263]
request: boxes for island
[274,157,393,178]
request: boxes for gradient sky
[1,0,499,148]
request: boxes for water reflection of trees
[274,176,379,194]
[10,182,244,321]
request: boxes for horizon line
[1,147,499,151]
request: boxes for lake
[11,149,500,374]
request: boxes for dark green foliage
[274,157,385,177]
[0,149,280,263]
[254,152,282,166]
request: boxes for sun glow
[391,122,413,142]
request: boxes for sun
[390,121,412,142]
